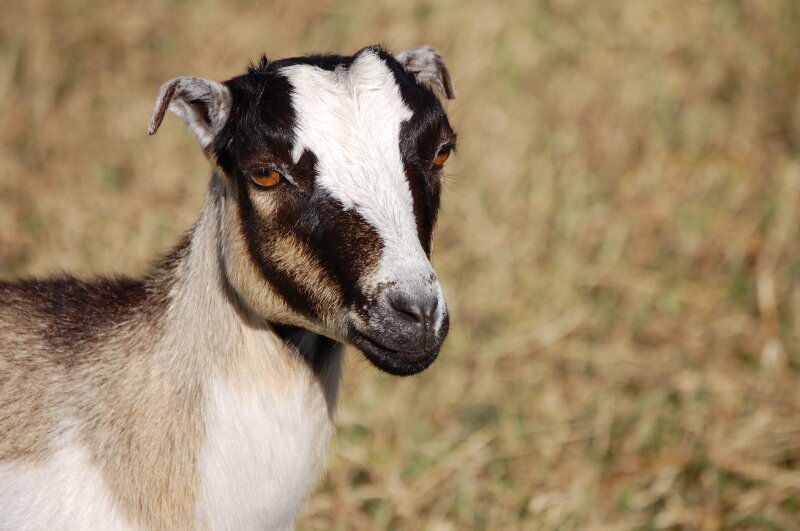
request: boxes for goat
[0,45,456,530]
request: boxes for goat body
[0,45,456,530]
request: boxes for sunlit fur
[0,179,344,529]
[0,45,455,529]
[284,51,447,337]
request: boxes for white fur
[172,188,343,530]
[0,422,134,531]
[395,46,456,99]
[198,370,337,530]
[0,189,342,531]
[148,77,232,150]
[0,48,449,529]
[282,51,447,332]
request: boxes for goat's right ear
[395,46,456,100]
[148,77,232,151]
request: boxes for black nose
[388,292,438,332]
[349,288,449,374]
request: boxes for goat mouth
[348,328,439,376]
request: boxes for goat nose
[388,292,438,329]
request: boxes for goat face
[149,46,456,376]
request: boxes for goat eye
[250,170,282,188]
[433,146,451,167]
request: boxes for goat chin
[359,342,441,377]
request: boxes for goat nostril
[388,293,438,327]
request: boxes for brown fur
[0,248,201,528]
[0,176,341,529]
[220,175,347,339]
[1,46,454,528]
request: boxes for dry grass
[3,0,800,528]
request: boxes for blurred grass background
[2,0,800,528]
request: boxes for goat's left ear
[148,76,232,150]
[395,46,456,100]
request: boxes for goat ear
[148,76,232,150]
[395,46,456,100]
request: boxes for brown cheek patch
[307,196,384,314]
[238,188,346,326]
[236,188,314,319]
[232,145,385,330]
[266,232,343,322]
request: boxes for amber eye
[433,146,451,167]
[250,170,282,188]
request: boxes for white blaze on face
[281,51,446,331]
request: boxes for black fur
[211,46,453,318]
[0,278,147,367]
[207,46,454,374]
[1,46,456,380]
[379,47,456,255]
[0,238,187,367]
